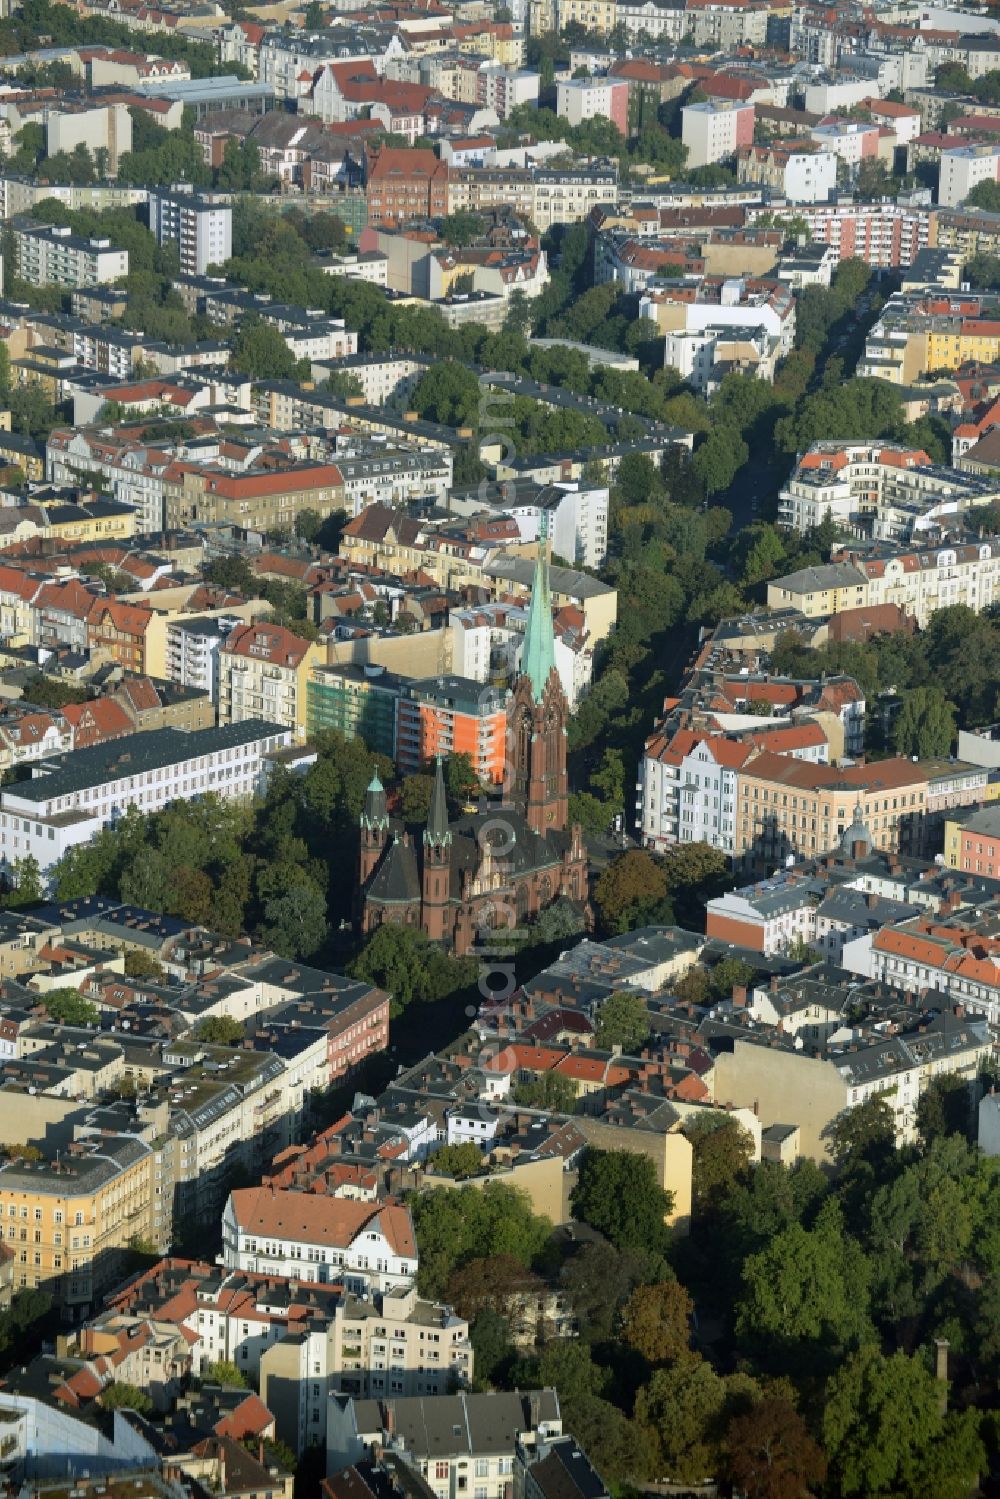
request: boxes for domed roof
[840,800,872,857]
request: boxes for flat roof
[2,719,286,805]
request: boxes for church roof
[367,835,421,904]
[445,809,572,899]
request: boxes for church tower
[358,770,389,886]
[422,755,452,941]
[505,526,569,835]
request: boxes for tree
[440,211,485,247]
[100,1382,153,1414]
[259,883,327,960]
[446,1253,542,1321]
[203,1359,248,1389]
[636,1356,755,1485]
[230,317,299,380]
[411,361,481,429]
[687,1115,755,1214]
[431,1143,486,1179]
[572,1149,674,1253]
[594,990,650,1053]
[735,1204,872,1367]
[708,955,755,1001]
[469,1307,515,1388]
[915,1073,971,1146]
[893,686,957,759]
[621,1279,693,1365]
[823,1345,985,1499]
[592,850,668,935]
[723,1396,827,1499]
[196,1015,245,1046]
[123,948,165,980]
[966,179,1000,212]
[525,896,586,948]
[349,924,475,1016]
[692,425,749,495]
[42,987,98,1027]
[562,1239,664,1345]
[511,1071,579,1112]
[400,773,435,825]
[5,855,41,908]
[826,1094,896,1172]
[411,1182,553,1298]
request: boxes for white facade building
[13,222,128,287]
[939,144,1000,209]
[784,148,838,203]
[164,615,240,702]
[681,99,754,168]
[221,1189,418,1295]
[148,188,233,276]
[0,719,291,878]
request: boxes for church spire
[361,770,388,831]
[521,517,556,703]
[425,754,450,848]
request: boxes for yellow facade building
[0,1134,167,1311]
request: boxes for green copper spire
[520,520,556,703]
[361,770,388,830]
[425,754,451,848]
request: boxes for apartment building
[639,730,752,856]
[221,1190,418,1295]
[766,539,1000,626]
[640,276,796,359]
[777,201,931,269]
[260,1283,473,1450]
[0,1133,166,1311]
[682,100,755,168]
[396,675,507,784]
[12,221,128,287]
[776,441,1000,539]
[939,143,1000,208]
[0,719,292,878]
[662,323,781,391]
[637,678,862,854]
[165,462,345,532]
[736,141,838,203]
[148,188,232,276]
[328,1389,562,1493]
[556,78,627,135]
[858,290,1000,385]
[715,1007,992,1155]
[218,622,323,739]
[732,752,986,871]
[244,959,391,1083]
[164,614,238,703]
[307,664,402,759]
[365,146,450,224]
[944,804,1000,874]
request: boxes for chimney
[733,986,748,1007]
[867,891,878,909]
[935,1338,949,1413]
[529,1393,540,1429]
[384,1400,396,1437]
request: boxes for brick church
[357,542,589,955]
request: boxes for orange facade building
[396,675,507,786]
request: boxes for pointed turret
[361,770,388,832]
[520,526,556,704]
[424,755,451,848]
[358,769,390,902]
